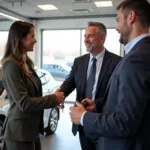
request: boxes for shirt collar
[124,33,150,55]
[89,48,105,61]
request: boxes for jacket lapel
[95,50,111,95]
[104,58,123,99]
[80,54,90,98]
[103,37,149,98]
[103,38,150,101]
[28,70,41,94]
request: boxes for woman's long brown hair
[1,21,34,76]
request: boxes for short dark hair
[117,0,150,27]
[88,21,107,36]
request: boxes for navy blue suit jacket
[60,50,121,135]
[83,37,150,150]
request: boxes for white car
[0,69,61,135]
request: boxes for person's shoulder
[3,57,18,66]
[105,50,122,60]
[75,53,89,61]
[2,57,20,72]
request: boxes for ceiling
[0,0,149,21]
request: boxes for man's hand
[69,101,86,125]
[81,98,96,111]
[54,89,64,104]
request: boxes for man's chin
[86,49,92,53]
[119,38,128,45]
[119,38,124,44]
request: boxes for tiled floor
[41,103,81,150]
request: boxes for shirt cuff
[80,111,87,126]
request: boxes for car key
[81,101,88,108]
[61,102,65,113]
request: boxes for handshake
[54,88,65,104]
[53,88,96,112]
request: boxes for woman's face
[21,27,37,52]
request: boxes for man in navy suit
[60,22,121,150]
[70,0,150,150]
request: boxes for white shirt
[124,33,150,54]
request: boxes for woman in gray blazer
[1,21,64,150]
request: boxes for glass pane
[42,30,80,81]
[0,31,8,61]
[81,29,87,55]
[104,29,120,55]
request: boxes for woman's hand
[54,89,64,104]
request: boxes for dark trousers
[79,126,96,150]
[4,136,41,150]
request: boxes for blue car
[42,63,71,81]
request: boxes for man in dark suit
[60,22,121,150]
[69,0,150,150]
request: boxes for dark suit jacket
[60,50,121,135]
[83,37,150,150]
[2,56,58,142]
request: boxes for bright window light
[0,12,20,21]
[37,4,58,10]
[95,1,113,7]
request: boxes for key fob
[81,101,88,107]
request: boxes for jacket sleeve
[2,60,58,112]
[60,59,76,97]
[83,58,150,138]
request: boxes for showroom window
[42,30,80,63]
[0,31,8,60]
[42,30,81,82]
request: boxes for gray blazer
[84,37,150,150]
[2,57,57,142]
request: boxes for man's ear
[128,11,136,24]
